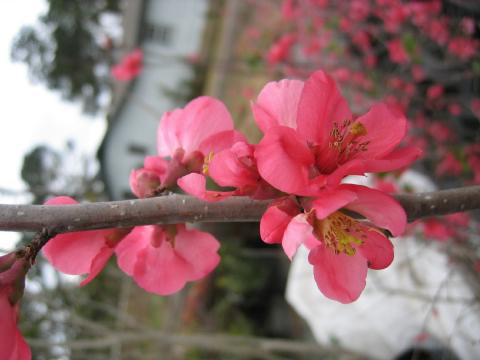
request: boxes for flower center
[202,151,214,175]
[313,119,370,175]
[313,212,364,256]
[329,119,369,162]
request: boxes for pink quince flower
[157,96,245,190]
[436,153,462,177]
[178,140,277,202]
[281,0,297,20]
[426,84,444,101]
[252,70,421,196]
[387,39,410,64]
[0,255,31,360]
[43,197,130,285]
[448,37,477,61]
[111,48,143,81]
[115,224,220,295]
[422,213,470,242]
[130,156,168,198]
[260,184,405,303]
[266,33,296,65]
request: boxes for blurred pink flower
[111,48,143,81]
[426,84,444,101]
[448,37,477,61]
[448,103,462,116]
[387,39,409,64]
[266,33,296,65]
[436,153,462,177]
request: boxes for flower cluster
[43,70,420,305]
[132,69,418,303]
[4,69,420,359]
[242,0,479,200]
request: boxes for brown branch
[0,186,479,234]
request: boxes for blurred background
[1,0,480,359]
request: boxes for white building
[99,0,210,200]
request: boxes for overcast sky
[0,1,107,250]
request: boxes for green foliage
[11,0,121,114]
[402,32,417,56]
[21,145,61,203]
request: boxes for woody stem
[0,186,478,235]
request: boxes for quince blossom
[260,185,405,303]
[156,96,245,191]
[115,224,220,295]
[253,70,421,196]
[43,197,130,286]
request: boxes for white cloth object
[286,171,480,359]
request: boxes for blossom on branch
[156,96,246,191]
[260,185,404,303]
[43,197,130,286]
[253,70,421,196]
[115,224,220,295]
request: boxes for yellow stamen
[314,212,363,256]
[349,122,367,136]
[202,151,214,175]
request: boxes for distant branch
[0,186,479,234]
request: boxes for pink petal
[310,187,358,219]
[355,103,407,158]
[45,196,77,205]
[173,226,220,281]
[0,294,16,359]
[115,226,151,276]
[309,244,368,303]
[43,196,110,275]
[80,246,114,286]
[133,243,192,295]
[208,144,258,189]
[43,230,107,275]
[360,146,423,173]
[9,329,31,360]
[157,97,234,157]
[129,168,162,198]
[252,79,304,132]
[342,184,406,236]
[260,197,300,244]
[198,130,247,156]
[255,126,314,195]
[177,173,235,202]
[144,155,169,173]
[282,214,318,259]
[356,228,394,270]
[157,108,185,157]
[296,70,352,145]
[326,146,422,187]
